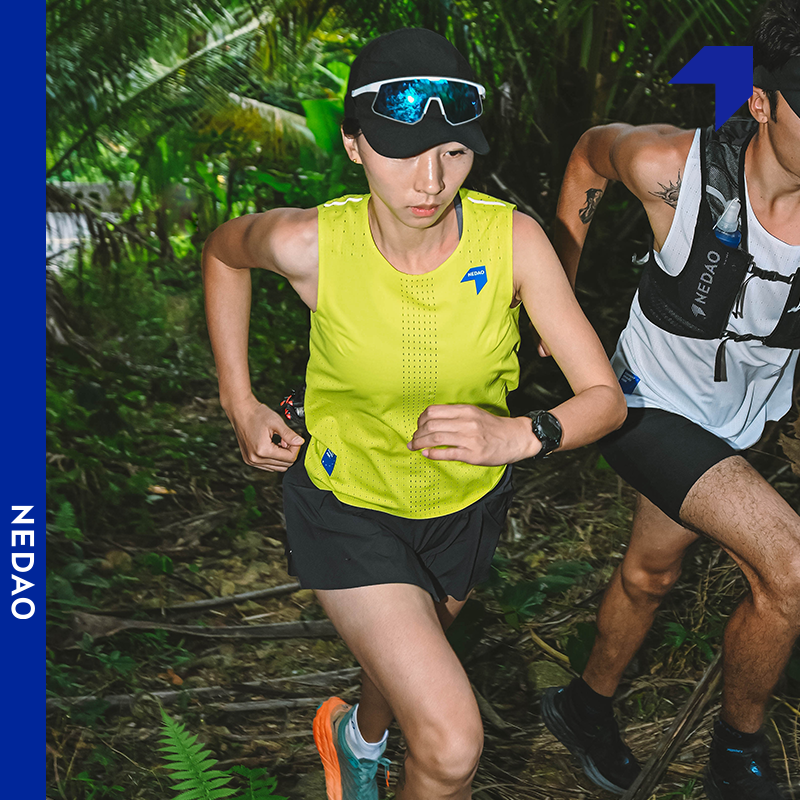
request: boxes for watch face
[537,414,561,441]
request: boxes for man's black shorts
[598,407,739,524]
[282,453,514,602]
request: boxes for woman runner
[202,27,626,800]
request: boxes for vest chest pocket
[638,226,752,340]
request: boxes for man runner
[541,2,800,798]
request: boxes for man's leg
[541,494,695,794]
[316,584,482,800]
[553,453,800,797]
[583,493,699,696]
[679,455,800,732]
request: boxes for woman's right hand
[226,395,304,472]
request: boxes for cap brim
[358,105,489,158]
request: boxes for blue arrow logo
[461,265,487,294]
[670,46,753,130]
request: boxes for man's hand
[408,404,540,465]
[226,395,304,472]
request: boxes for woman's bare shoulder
[205,206,318,280]
[249,207,319,281]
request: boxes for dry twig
[72,610,336,641]
[621,652,722,800]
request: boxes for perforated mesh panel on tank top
[399,274,442,512]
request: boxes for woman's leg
[355,593,468,742]
[316,584,481,800]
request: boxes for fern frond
[159,709,237,800]
[229,765,288,800]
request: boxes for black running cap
[344,28,489,159]
[754,56,800,119]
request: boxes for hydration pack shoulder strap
[637,121,755,342]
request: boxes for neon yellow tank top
[304,189,521,519]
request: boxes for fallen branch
[280,667,361,686]
[215,697,325,713]
[621,651,723,800]
[72,611,337,641]
[164,582,301,612]
[47,666,362,711]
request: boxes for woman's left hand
[408,404,538,465]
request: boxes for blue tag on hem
[321,448,337,475]
[619,368,641,395]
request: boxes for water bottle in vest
[713,198,742,248]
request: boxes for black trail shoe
[703,731,787,800]
[541,685,641,795]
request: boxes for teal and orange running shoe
[313,697,391,800]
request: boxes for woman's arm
[202,207,318,471]
[408,211,626,465]
[513,211,626,450]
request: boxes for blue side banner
[3,3,43,796]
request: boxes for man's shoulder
[609,125,696,197]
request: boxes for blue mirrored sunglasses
[351,76,486,126]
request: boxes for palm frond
[205,93,319,161]
[47,9,272,176]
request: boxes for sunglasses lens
[436,80,482,123]
[373,80,428,123]
[372,80,482,124]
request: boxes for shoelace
[353,754,391,788]
[379,757,391,789]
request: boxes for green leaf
[255,171,292,193]
[547,561,593,578]
[302,99,344,154]
[532,574,576,595]
[230,765,288,800]
[144,552,174,575]
[594,455,612,471]
[663,621,688,648]
[566,622,597,674]
[159,709,235,799]
[500,582,546,620]
[54,501,83,541]
[446,598,486,660]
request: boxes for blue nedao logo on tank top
[321,448,336,475]
[461,266,488,294]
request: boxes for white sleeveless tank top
[612,128,799,449]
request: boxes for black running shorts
[282,453,514,602]
[598,407,739,524]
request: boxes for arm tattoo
[578,188,604,224]
[649,171,681,208]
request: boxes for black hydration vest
[637,118,800,381]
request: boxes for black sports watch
[525,410,563,460]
